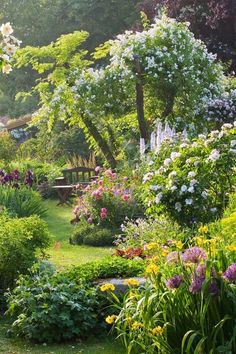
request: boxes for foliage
[141,0,236,71]
[0,215,51,290]
[0,185,46,217]
[0,132,17,164]
[6,255,145,343]
[73,168,143,230]
[105,15,223,131]
[6,269,100,343]
[201,89,236,130]
[63,257,145,285]
[114,216,187,249]
[108,236,236,353]
[70,220,115,247]
[141,123,236,226]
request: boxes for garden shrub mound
[70,220,116,246]
[0,215,51,290]
[6,257,145,343]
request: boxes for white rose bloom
[188,186,195,193]
[190,179,198,186]
[180,185,188,193]
[171,151,181,160]
[164,158,172,166]
[188,171,196,179]
[0,22,13,36]
[230,140,236,148]
[2,64,12,74]
[208,149,220,161]
[168,171,177,179]
[185,198,193,205]
[210,207,217,213]
[175,202,182,212]
[201,191,208,198]
[150,185,162,191]
[4,44,17,56]
[222,123,233,130]
[155,192,163,204]
[170,185,177,192]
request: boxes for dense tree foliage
[0,0,141,117]
[141,0,236,70]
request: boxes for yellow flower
[146,242,159,250]
[161,249,169,257]
[105,315,117,325]
[126,316,133,324]
[175,241,184,250]
[100,283,115,292]
[226,245,236,251]
[145,264,159,276]
[194,236,205,247]
[123,278,140,287]
[131,321,144,330]
[198,225,209,234]
[151,326,164,336]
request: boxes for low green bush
[6,257,145,343]
[0,215,51,290]
[6,270,99,343]
[70,220,115,247]
[0,186,46,217]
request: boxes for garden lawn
[0,320,124,354]
[43,199,113,268]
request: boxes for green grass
[0,320,124,354]
[43,199,113,268]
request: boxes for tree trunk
[134,56,149,142]
[81,114,117,168]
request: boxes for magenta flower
[166,275,183,289]
[182,247,207,264]
[122,194,130,202]
[95,166,101,173]
[101,208,107,213]
[223,264,236,283]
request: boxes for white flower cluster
[0,22,21,74]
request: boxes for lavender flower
[223,264,236,283]
[182,247,207,264]
[166,275,183,289]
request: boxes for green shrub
[0,215,51,290]
[0,132,17,164]
[64,256,145,284]
[70,220,115,247]
[83,228,115,246]
[0,186,46,217]
[6,257,145,343]
[6,271,99,343]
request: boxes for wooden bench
[54,167,96,205]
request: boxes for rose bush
[141,122,236,226]
[0,22,20,74]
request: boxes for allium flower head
[223,264,236,283]
[182,247,207,264]
[166,275,183,289]
[189,275,204,294]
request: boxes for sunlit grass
[42,199,113,268]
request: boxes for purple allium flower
[223,264,236,283]
[209,281,219,295]
[166,275,183,289]
[195,264,206,278]
[189,276,205,294]
[166,251,181,264]
[182,247,207,264]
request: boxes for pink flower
[105,169,113,177]
[98,180,103,186]
[100,212,107,219]
[123,176,128,181]
[112,172,117,179]
[122,194,130,202]
[95,166,101,173]
[101,208,107,213]
[87,218,93,224]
